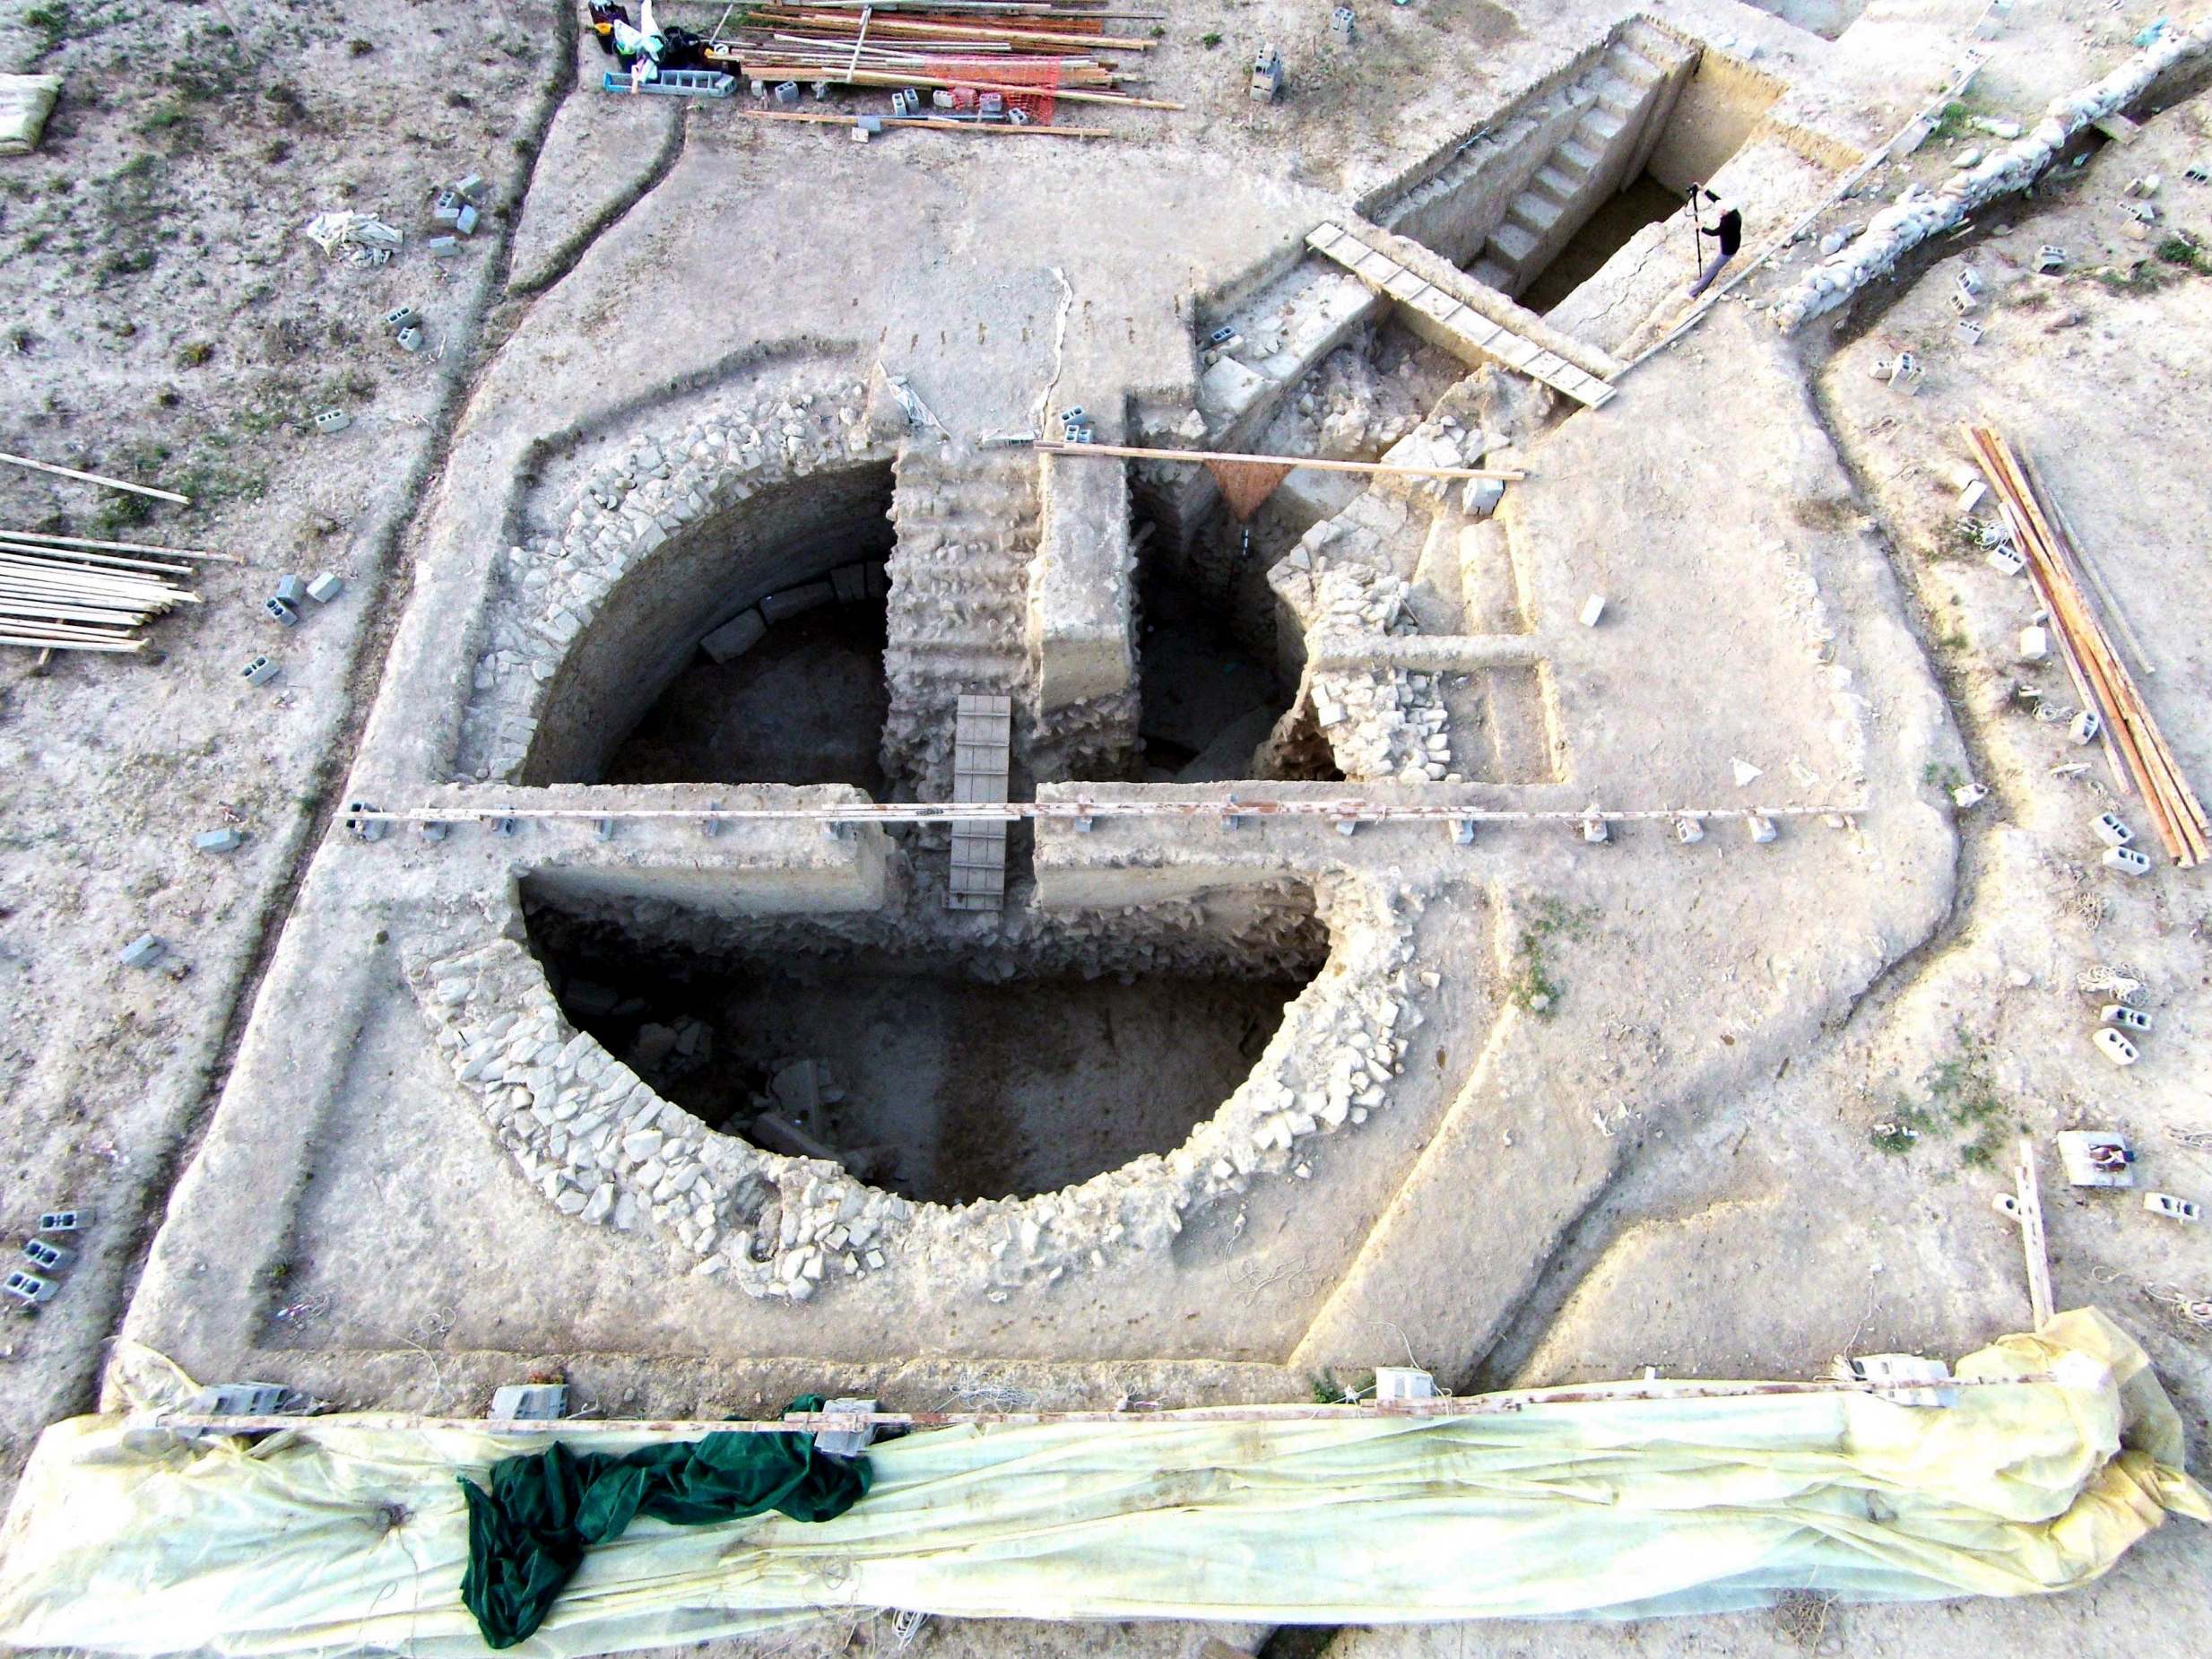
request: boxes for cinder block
[193,827,244,854]
[760,580,835,624]
[264,596,300,628]
[699,608,768,664]
[273,573,308,605]
[117,934,167,969]
[307,572,345,604]
[490,1383,568,1422]
[1,1271,56,1307]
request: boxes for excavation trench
[521,882,1327,1207]
[525,460,897,786]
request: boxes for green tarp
[460,1401,870,1647]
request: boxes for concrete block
[273,574,308,606]
[263,596,299,628]
[453,173,486,202]
[2093,1027,2138,1066]
[311,408,351,435]
[1675,815,1705,843]
[1329,6,1356,44]
[1579,594,1606,627]
[383,306,420,332]
[426,235,461,257]
[22,1238,73,1272]
[192,1383,289,1416]
[1375,1367,1436,1401]
[490,1384,568,1422]
[2144,1192,2201,1222]
[307,572,345,604]
[775,81,800,104]
[37,1209,90,1233]
[1748,814,1779,844]
[760,581,834,624]
[2069,708,2101,745]
[1461,476,1505,517]
[455,203,479,236]
[2018,624,2049,661]
[1984,542,2025,576]
[815,1396,880,1458]
[2102,1003,2153,1033]
[193,827,244,854]
[396,326,426,353]
[2102,845,2152,875]
[2,1271,56,1307]
[117,934,167,969]
[432,190,463,224]
[2092,811,2133,847]
[343,802,388,843]
[699,608,768,663]
[1581,813,1609,844]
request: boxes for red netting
[923,56,1058,125]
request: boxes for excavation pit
[522,882,1327,1207]
[524,461,897,786]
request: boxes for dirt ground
[2,0,2210,1655]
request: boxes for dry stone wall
[407,873,1428,1302]
[456,369,893,782]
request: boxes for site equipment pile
[706,0,1180,116]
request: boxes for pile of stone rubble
[1771,19,2212,332]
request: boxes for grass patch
[1873,1032,2015,1166]
[2156,231,2212,274]
[1507,897,1596,1018]
[2095,261,2177,294]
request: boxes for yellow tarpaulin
[0,1310,2201,1656]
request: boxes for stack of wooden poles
[0,531,235,655]
[0,449,227,659]
[707,0,1179,113]
[1967,424,2208,866]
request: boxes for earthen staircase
[881,444,1039,798]
[1468,31,1687,298]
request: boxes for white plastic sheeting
[0,1311,2202,1657]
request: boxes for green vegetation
[1507,897,1597,1018]
[2156,231,2212,275]
[1201,30,1223,47]
[1869,1031,2015,1166]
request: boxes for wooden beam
[2016,1139,2054,1329]
[0,450,190,505]
[0,528,240,563]
[1037,439,1527,482]
[742,109,1113,136]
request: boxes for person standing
[1687,187,1743,299]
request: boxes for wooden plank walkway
[1306,221,1618,408]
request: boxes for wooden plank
[1037,441,1525,482]
[741,109,1114,136]
[2017,1140,2054,1329]
[0,450,189,505]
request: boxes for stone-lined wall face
[1262,367,1552,784]
[407,873,1427,1303]
[457,368,892,783]
[1770,22,2212,331]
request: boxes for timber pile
[1967,425,2208,866]
[0,533,222,654]
[707,1,1180,113]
